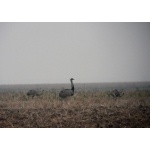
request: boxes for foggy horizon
[1,22,150,84]
[1,81,150,86]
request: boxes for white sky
[0,22,150,84]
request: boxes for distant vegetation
[0,89,150,127]
[1,82,150,92]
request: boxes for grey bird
[108,89,124,98]
[59,78,75,99]
[27,89,44,98]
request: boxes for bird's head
[70,78,74,80]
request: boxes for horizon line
[0,81,150,86]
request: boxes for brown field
[0,90,150,128]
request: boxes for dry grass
[0,90,150,127]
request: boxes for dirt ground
[0,105,150,128]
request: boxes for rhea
[27,89,44,98]
[108,89,124,98]
[59,78,75,99]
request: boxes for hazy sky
[0,22,150,84]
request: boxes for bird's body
[27,90,44,98]
[59,78,75,99]
[59,89,74,98]
[108,89,124,98]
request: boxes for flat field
[0,90,150,127]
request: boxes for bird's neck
[70,80,74,91]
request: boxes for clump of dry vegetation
[0,90,150,127]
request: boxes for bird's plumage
[108,89,124,98]
[27,90,44,98]
[59,78,75,99]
